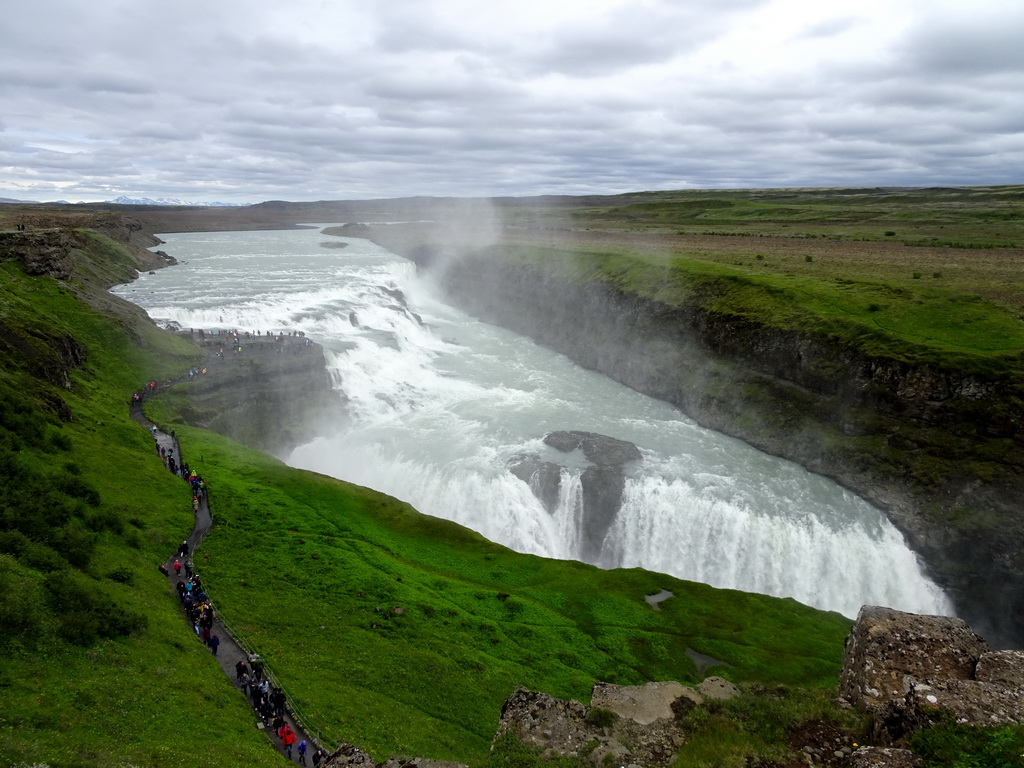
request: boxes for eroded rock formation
[175,334,345,457]
[509,431,642,563]
[494,678,738,768]
[0,229,74,279]
[839,606,1024,746]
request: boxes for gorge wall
[167,334,344,458]
[366,230,1024,648]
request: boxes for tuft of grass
[909,719,1024,768]
[672,687,868,768]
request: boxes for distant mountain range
[103,196,249,207]
[0,195,248,207]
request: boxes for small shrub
[86,508,125,534]
[48,434,73,450]
[885,231,896,236]
[107,566,135,585]
[22,542,66,572]
[0,530,30,556]
[805,255,813,262]
[44,569,147,646]
[913,272,922,279]
[58,610,100,646]
[867,303,882,313]
[933,271,943,278]
[585,707,619,729]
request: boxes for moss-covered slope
[0,247,281,766]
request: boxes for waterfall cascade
[112,226,954,619]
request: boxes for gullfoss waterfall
[112,227,953,619]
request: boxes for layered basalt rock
[0,229,74,279]
[174,335,345,457]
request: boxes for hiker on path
[272,688,286,717]
[297,739,308,765]
[173,560,181,576]
[280,725,296,759]
[313,748,325,767]
[250,653,265,682]
[209,634,220,656]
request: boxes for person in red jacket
[280,723,296,759]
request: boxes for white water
[113,226,954,619]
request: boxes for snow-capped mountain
[104,196,248,207]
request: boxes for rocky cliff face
[839,606,1024,746]
[173,334,344,457]
[0,229,75,279]
[367,234,1024,647]
[510,431,642,564]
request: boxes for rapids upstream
[113,226,954,619]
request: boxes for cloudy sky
[2,0,1021,203]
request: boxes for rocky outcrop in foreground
[840,606,1024,746]
[317,606,1024,768]
[494,677,738,768]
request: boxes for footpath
[129,332,329,765]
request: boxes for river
[112,225,954,619]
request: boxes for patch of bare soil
[787,719,860,767]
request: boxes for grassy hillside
[140,413,852,765]
[0,253,284,766]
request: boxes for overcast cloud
[1,0,1021,203]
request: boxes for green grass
[672,687,868,768]
[141,406,852,765]
[558,186,1024,249]
[910,720,1024,768]
[482,243,1024,377]
[0,246,281,767]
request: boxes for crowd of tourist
[133,374,327,764]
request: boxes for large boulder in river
[510,431,641,564]
[508,457,563,513]
[543,430,642,465]
[547,431,641,563]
